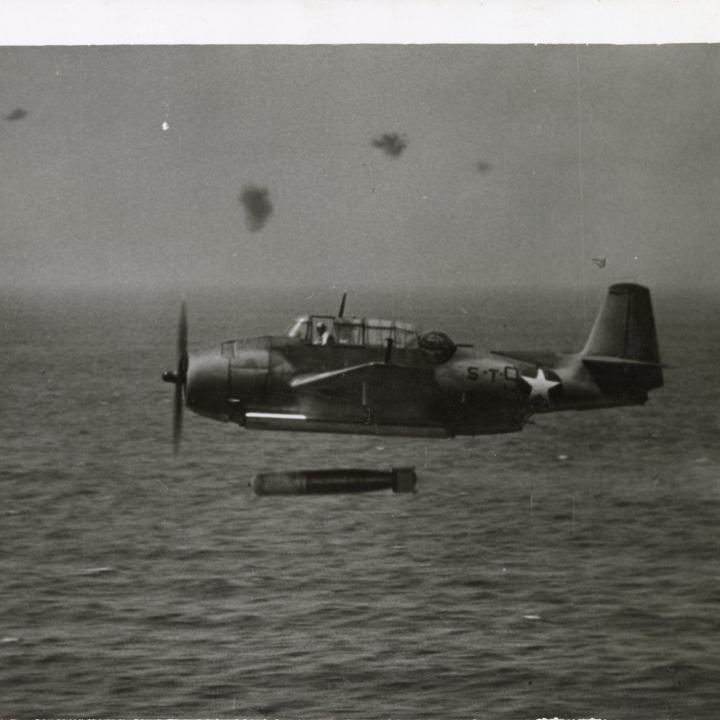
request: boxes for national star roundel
[519,367,563,406]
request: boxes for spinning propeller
[162,301,188,454]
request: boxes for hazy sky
[2,44,719,292]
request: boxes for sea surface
[1,285,718,719]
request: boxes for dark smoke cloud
[239,185,273,232]
[5,108,28,121]
[476,160,492,173]
[372,133,407,158]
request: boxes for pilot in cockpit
[316,322,335,346]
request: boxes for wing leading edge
[290,362,387,389]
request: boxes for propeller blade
[178,300,188,359]
[173,300,188,454]
[173,380,183,455]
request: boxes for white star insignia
[521,368,560,401]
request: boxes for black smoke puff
[240,186,273,232]
[372,133,407,158]
[5,108,28,121]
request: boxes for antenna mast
[575,46,589,332]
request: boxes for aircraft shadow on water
[163,284,664,452]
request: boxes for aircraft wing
[290,362,437,401]
[290,362,394,390]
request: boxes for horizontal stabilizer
[582,355,666,368]
[583,356,663,394]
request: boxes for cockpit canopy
[287,315,419,349]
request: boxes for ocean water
[1,285,718,719]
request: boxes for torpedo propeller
[162,301,188,454]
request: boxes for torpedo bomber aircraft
[163,283,663,451]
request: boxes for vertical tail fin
[581,283,663,394]
[582,283,660,362]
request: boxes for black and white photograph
[1,3,719,718]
